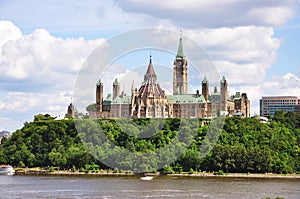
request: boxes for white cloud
[115,0,296,28]
[0,21,105,131]
[182,26,280,85]
[0,21,104,91]
[0,21,22,57]
[237,73,300,115]
[248,6,294,26]
[0,91,71,113]
[261,73,300,95]
[0,91,72,131]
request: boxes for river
[0,175,299,199]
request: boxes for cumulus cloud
[181,26,280,85]
[0,91,72,131]
[115,0,296,28]
[0,20,105,131]
[0,92,70,113]
[0,21,104,91]
[0,21,22,51]
[261,73,300,95]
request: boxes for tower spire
[144,55,157,82]
[176,32,184,59]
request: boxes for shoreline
[166,173,300,179]
[14,169,300,179]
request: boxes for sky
[0,0,300,132]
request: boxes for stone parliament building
[87,37,250,119]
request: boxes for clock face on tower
[177,61,182,67]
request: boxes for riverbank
[14,168,300,179]
[15,168,135,177]
[166,173,300,179]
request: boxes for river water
[0,175,299,199]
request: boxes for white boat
[0,165,15,175]
[140,176,153,181]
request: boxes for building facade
[260,96,300,117]
[88,38,250,119]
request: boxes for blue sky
[272,17,300,78]
[0,0,300,132]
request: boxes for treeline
[200,111,300,174]
[0,114,100,169]
[0,111,299,174]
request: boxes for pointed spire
[214,86,217,93]
[97,79,102,85]
[221,76,227,83]
[113,78,119,85]
[176,36,184,59]
[144,55,157,82]
[202,76,208,83]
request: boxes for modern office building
[260,96,300,117]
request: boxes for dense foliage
[0,111,299,174]
[0,114,100,169]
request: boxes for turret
[220,76,228,112]
[96,79,103,112]
[202,76,209,101]
[112,78,120,99]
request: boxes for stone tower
[202,76,209,101]
[112,78,120,99]
[66,102,75,118]
[220,76,228,112]
[173,37,188,95]
[96,79,103,112]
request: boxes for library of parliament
[86,37,250,119]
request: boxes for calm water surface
[0,175,299,199]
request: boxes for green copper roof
[96,79,102,85]
[202,76,208,83]
[176,38,184,59]
[234,92,241,100]
[103,100,111,105]
[113,78,119,85]
[168,94,206,104]
[221,76,227,83]
[111,95,131,104]
[106,93,112,100]
[101,94,112,105]
[208,94,220,103]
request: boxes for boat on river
[0,165,15,175]
[140,176,153,180]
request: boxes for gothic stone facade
[88,38,250,119]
